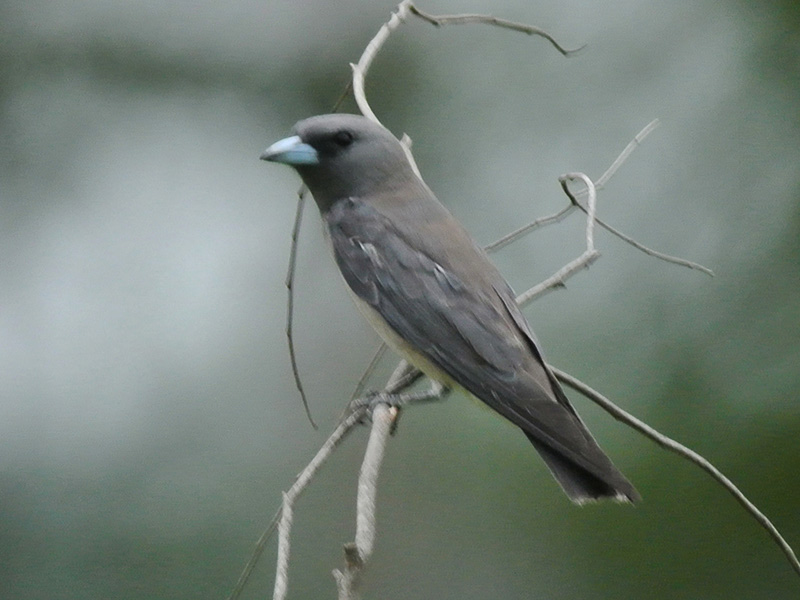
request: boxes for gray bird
[261,114,639,504]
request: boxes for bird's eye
[333,130,354,147]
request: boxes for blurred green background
[2,0,799,598]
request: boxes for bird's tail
[525,432,640,504]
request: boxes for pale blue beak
[259,135,319,165]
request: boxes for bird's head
[261,114,419,211]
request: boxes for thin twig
[283,74,359,429]
[350,343,389,401]
[285,188,317,429]
[485,204,575,253]
[408,3,585,56]
[550,366,800,578]
[572,202,715,276]
[595,118,661,190]
[351,0,414,124]
[225,507,281,600]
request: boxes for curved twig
[572,202,715,276]
[284,188,317,429]
[551,366,800,578]
[408,3,585,56]
[283,75,358,430]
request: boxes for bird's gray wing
[327,198,528,385]
[325,198,628,485]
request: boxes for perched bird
[261,114,639,504]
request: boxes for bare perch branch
[550,366,800,578]
[356,403,395,558]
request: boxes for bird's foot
[347,382,450,434]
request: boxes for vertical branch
[273,493,293,600]
[334,403,397,600]
[355,403,395,558]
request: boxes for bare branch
[334,403,397,599]
[550,366,800,578]
[595,118,661,190]
[408,3,585,56]
[571,202,716,276]
[485,204,574,253]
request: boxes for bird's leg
[388,380,451,435]
[347,379,451,433]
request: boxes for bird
[260,114,639,504]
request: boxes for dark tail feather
[525,433,640,504]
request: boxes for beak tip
[258,135,319,166]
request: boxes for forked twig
[486,118,714,278]
[516,173,599,306]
